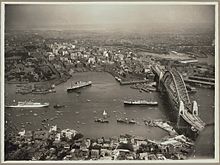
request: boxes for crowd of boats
[5,79,192,145]
[144,119,178,136]
[6,80,159,108]
[5,99,158,108]
[6,79,198,110]
[6,80,160,126]
[88,110,179,135]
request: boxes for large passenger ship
[6,101,49,108]
[124,100,158,106]
[67,81,92,92]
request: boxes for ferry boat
[186,85,197,94]
[117,118,137,124]
[94,118,109,123]
[67,81,92,92]
[53,104,65,109]
[124,100,158,106]
[115,76,122,82]
[6,101,49,108]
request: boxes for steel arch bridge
[151,65,205,134]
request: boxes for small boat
[94,118,109,123]
[103,110,108,118]
[124,100,158,106]
[128,119,136,124]
[53,104,65,108]
[117,118,137,124]
[103,110,107,116]
[186,85,197,94]
[115,76,122,82]
[117,118,127,123]
[144,120,156,127]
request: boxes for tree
[72,133,84,141]
[117,143,134,152]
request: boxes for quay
[145,120,178,136]
[188,76,215,83]
[184,78,215,87]
[120,80,149,85]
[115,77,149,85]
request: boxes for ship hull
[124,102,158,106]
[5,103,49,108]
[124,101,158,106]
[67,83,92,92]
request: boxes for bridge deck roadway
[181,111,205,131]
[151,65,206,132]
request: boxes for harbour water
[5,72,214,158]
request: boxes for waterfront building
[61,129,77,140]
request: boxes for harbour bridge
[151,65,206,136]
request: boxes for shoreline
[5,122,195,161]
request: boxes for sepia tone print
[2,2,217,162]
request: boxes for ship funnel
[192,101,199,116]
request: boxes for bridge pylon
[177,100,185,129]
[192,101,199,116]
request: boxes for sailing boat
[103,110,107,118]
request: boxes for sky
[5,3,215,31]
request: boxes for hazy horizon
[5,4,215,32]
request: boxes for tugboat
[6,101,49,108]
[94,118,109,123]
[186,85,197,94]
[117,118,127,123]
[128,119,136,124]
[117,118,137,124]
[67,81,92,92]
[124,100,158,106]
[115,76,122,82]
[53,104,65,109]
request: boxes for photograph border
[1,1,219,164]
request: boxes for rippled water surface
[5,72,215,158]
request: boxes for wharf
[184,79,214,87]
[188,76,215,83]
[145,120,178,136]
[119,79,149,85]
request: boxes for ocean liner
[67,81,92,92]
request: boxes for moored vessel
[117,118,137,124]
[124,100,158,106]
[67,81,92,92]
[94,118,109,123]
[53,104,65,108]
